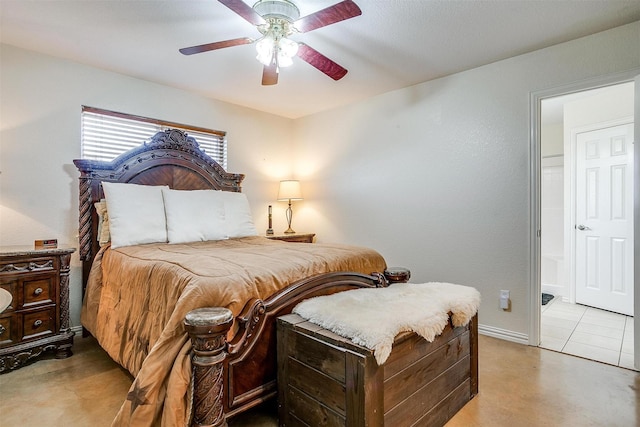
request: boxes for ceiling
[1,1,639,119]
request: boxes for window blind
[81,106,227,169]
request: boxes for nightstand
[266,233,315,243]
[0,246,76,372]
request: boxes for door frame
[529,69,640,370]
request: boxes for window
[81,106,227,169]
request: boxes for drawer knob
[33,319,43,328]
[0,324,5,335]
[34,287,43,296]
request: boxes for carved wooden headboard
[73,129,245,287]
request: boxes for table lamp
[277,180,303,234]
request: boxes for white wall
[540,121,565,298]
[564,83,635,129]
[292,21,640,339]
[541,159,566,297]
[540,113,565,297]
[541,122,564,157]
[0,44,293,327]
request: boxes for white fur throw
[293,282,481,365]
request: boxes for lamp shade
[277,180,303,201]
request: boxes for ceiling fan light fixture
[277,52,293,67]
[255,36,298,67]
[252,0,300,21]
[256,35,275,65]
[277,37,298,67]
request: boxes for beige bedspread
[81,236,386,426]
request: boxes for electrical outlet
[499,290,510,310]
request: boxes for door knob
[577,224,591,231]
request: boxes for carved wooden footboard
[185,270,407,426]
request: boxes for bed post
[185,308,234,427]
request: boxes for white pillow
[162,189,227,244]
[102,182,168,248]
[219,191,258,238]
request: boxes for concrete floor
[0,334,638,426]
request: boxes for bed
[73,129,397,426]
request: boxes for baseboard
[479,324,529,345]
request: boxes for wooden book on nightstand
[0,246,76,372]
[265,233,315,243]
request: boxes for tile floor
[540,296,635,370]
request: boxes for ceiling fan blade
[179,37,253,55]
[218,0,265,26]
[294,0,362,33]
[262,62,278,86]
[297,43,347,81]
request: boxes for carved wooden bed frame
[73,129,402,426]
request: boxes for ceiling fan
[179,0,362,85]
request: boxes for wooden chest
[277,313,478,427]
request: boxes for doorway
[533,79,637,369]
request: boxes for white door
[575,122,634,316]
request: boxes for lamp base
[284,202,295,234]
[266,228,274,235]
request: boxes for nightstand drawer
[21,307,55,341]
[22,275,55,307]
[0,256,55,275]
[0,315,17,347]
